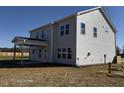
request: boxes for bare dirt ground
[0,60,124,87]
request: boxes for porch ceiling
[12,36,48,46]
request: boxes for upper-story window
[93,27,97,37]
[65,24,69,35]
[60,26,64,36]
[81,23,85,35]
[60,24,70,36]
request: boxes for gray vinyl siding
[29,24,53,62]
[53,16,77,65]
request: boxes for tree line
[116,45,124,56]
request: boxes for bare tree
[122,45,124,54]
[116,46,121,56]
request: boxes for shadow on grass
[0,60,74,68]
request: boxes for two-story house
[12,7,117,66]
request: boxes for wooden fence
[122,58,124,63]
[0,52,29,57]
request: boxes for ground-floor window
[38,49,42,57]
[67,54,72,59]
[57,53,61,59]
[57,48,72,59]
[62,48,66,52]
[32,49,35,54]
[58,48,61,52]
[44,49,47,53]
[68,48,72,53]
[62,54,66,59]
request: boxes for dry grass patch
[0,63,123,86]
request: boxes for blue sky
[0,6,123,48]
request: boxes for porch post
[20,45,24,64]
[13,44,16,61]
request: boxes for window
[58,48,61,52]
[67,54,72,59]
[57,53,61,59]
[68,48,72,53]
[44,49,47,53]
[32,49,35,54]
[57,48,62,59]
[60,24,70,36]
[93,27,97,37]
[62,54,66,59]
[62,48,66,52]
[67,48,72,59]
[57,48,72,59]
[39,49,42,53]
[60,26,64,36]
[65,24,69,35]
[38,49,42,57]
[62,48,66,59]
[81,23,85,34]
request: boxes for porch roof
[12,36,48,46]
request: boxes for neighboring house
[12,7,117,66]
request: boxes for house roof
[30,6,117,33]
[12,36,48,46]
[12,36,46,42]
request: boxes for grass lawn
[0,62,123,87]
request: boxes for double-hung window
[62,48,66,59]
[57,48,61,59]
[81,23,85,35]
[32,49,35,54]
[60,26,64,36]
[93,27,97,37]
[65,24,69,35]
[67,48,72,59]
[38,49,42,57]
[57,48,72,59]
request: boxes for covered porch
[12,36,48,64]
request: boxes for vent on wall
[87,52,91,57]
